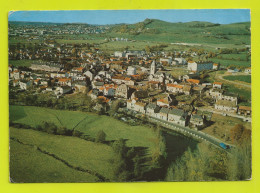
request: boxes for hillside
[108,19,251,44]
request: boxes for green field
[10,138,98,183]
[210,58,251,67]
[10,105,158,153]
[10,127,115,182]
[9,59,36,67]
[223,75,251,83]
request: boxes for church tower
[150,60,156,75]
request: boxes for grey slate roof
[160,107,170,114]
[168,108,184,116]
[147,103,161,112]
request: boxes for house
[13,80,19,87]
[174,58,187,65]
[244,67,251,74]
[190,114,204,128]
[104,87,116,97]
[158,107,170,121]
[215,99,237,113]
[97,96,110,104]
[213,63,220,70]
[114,51,126,58]
[11,70,20,80]
[134,102,147,114]
[183,85,192,95]
[146,103,161,117]
[227,67,240,73]
[207,88,224,99]
[222,92,238,105]
[181,74,199,81]
[148,81,161,90]
[34,79,41,85]
[115,84,135,99]
[92,81,104,89]
[54,86,72,95]
[46,87,54,92]
[238,106,251,116]
[19,80,32,90]
[187,61,213,72]
[192,85,205,94]
[213,82,223,89]
[166,83,183,93]
[73,81,87,93]
[127,66,136,75]
[72,67,85,74]
[160,57,172,65]
[131,90,149,100]
[168,108,187,126]
[84,70,94,81]
[187,79,200,85]
[127,98,137,110]
[88,89,101,100]
[157,98,172,107]
[58,77,72,86]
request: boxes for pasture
[9,105,158,153]
[223,75,251,83]
[9,59,35,67]
[10,138,98,183]
[10,127,115,181]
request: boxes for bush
[56,126,69,135]
[72,130,83,137]
[95,130,107,143]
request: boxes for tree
[95,130,107,143]
[108,100,121,116]
[145,46,151,53]
[112,138,127,158]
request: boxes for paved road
[198,107,251,122]
[148,116,232,153]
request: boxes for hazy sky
[8,9,250,25]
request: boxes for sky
[8,9,250,25]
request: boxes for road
[148,116,233,154]
[216,73,251,89]
[198,106,251,122]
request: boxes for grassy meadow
[10,127,116,182]
[10,138,99,183]
[223,75,251,83]
[9,59,36,67]
[9,105,158,153]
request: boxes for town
[8,15,252,183]
[9,42,251,131]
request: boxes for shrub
[95,130,107,143]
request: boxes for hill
[108,19,250,44]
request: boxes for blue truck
[220,143,230,149]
